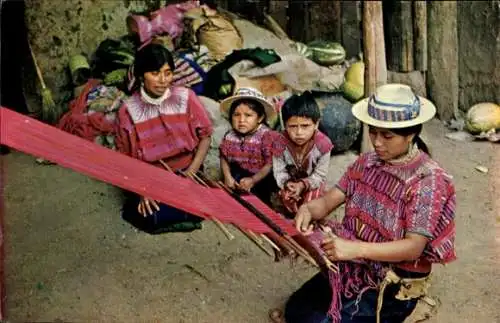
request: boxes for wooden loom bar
[159,160,278,259]
[157,159,235,241]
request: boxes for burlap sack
[196,14,243,61]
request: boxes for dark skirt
[284,269,422,323]
[229,162,278,206]
[121,191,204,235]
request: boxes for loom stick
[195,173,297,258]
[177,166,283,257]
[198,175,286,257]
[239,229,274,257]
[163,164,235,241]
[200,176,319,268]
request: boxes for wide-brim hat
[220,87,276,124]
[352,83,436,129]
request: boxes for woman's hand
[138,196,160,217]
[224,175,237,189]
[321,235,361,261]
[294,204,315,235]
[237,177,255,192]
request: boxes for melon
[307,40,346,66]
[465,102,500,134]
[292,42,313,59]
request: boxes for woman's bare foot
[268,308,285,323]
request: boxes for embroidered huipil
[272,130,333,190]
[219,125,279,174]
[316,151,456,322]
[115,86,213,171]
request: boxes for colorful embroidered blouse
[219,125,279,174]
[115,86,213,170]
[272,130,334,190]
[336,151,456,265]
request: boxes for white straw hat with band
[220,87,276,124]
[352,83,436,129]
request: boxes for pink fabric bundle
[129,1,200,44]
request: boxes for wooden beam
[413,1,427,72]
[332,0,342,42]
[361,1,388,153]
[427,2,459,121]
[386,1,414,72]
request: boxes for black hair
[133,43,175,81]
[391,124,431,156]
[228,98,267,124]
[281,91,321,124]
[200,0,217,10]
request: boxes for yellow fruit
[465,102,500,134]
[342,81,364,102]
[345,61,365,86]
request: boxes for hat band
[367,95,420,122]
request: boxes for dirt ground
[2,118,499,323]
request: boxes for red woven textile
[0,107,298,235]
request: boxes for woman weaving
[270,84,457,323]
[115,43,213,234]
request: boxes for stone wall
[24,0,180,105]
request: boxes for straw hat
[352,83,436,129]
[220,87,276,124]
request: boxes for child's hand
[224,176,237,189]
[286,181,306,198]
[238,177,255,192]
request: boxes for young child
[273,91,333,217]
[219,87,279,206]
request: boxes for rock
[387,70,426,97]
[445,131,474,142]
[475,165,489,174]
[314,92,361,154]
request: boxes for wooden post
[332,0,342,42]
[413,1,427,72]
[341,1,362,58]
[427,2,459,121]
[361,1,388,153]
[386,1,414,72]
